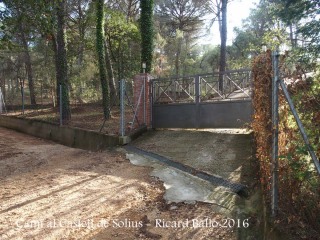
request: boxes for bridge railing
[152,69,252,104]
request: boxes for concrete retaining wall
[0,116,119,151]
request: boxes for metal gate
[151,69,252,128]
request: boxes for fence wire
[252,50,320,238]
[271,50,320,237]
[0,77,139,136]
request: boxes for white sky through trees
[202,0,259,45]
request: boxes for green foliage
[154,0,209,76]
[279,144,316,182]
[140,0,154,73]
[252,45,320,235]
[106,10,139,43]
[268,0,320,65]
[69,56,100,103]
[96,0,110,119]
[105,9,141,79]
[56,0,71,120]
[199,45,220,73]
[0,0,146,110]
[153,33,170,77]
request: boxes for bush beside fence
[252,50,320,239]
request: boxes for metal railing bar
[229,79,251,97]
[151,68,251,82]
[174,80,195,101]
[279,79,320,175]
[200,78,224,99]
[153,83,174,103]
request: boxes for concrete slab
[123,129,277,239]
[126,153,239,214]
[131,129,254,185]
[124,129,256,215]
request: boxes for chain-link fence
[0,76,140,136]
[118,77,148,137]
[252,50,320,238]
[0,79,105,114]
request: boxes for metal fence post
[0,88,2,114]
[271,50,280,217]
[279,80,320,175]
[22,86,25,115]
[120,79,125,137]
[150,79,153,128]
[59,84,62,126]
[143,74,146,125]
[0,87,7,114]
[195,75,200,128]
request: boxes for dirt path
[0,127,239,240]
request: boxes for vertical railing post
[143,78,146,125]
[195,75,200,104]
[59,84,63,126]
[22,85,25,115]
[120,79,125,137]
[173,78,176,102]
[150,79,153,128]
[271,50,280,217]
[0,87,3,114]
[0,87,7,114]
[195,75,200,128]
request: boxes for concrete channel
[124,129,284,239]
[0,115,284,239]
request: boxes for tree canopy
[0,0,319,109]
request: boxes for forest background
[0,0,320,238]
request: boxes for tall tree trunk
[51,35,58,107]
[216,0,222,36]
[218,0,227,92]
[23,45,37,106]
[96,0,110,119]
[289,23,297,48]
[16,8,36,106]
[56,0,71,121]
[105,40,117,105]
[175,38,182,76]
[140,0,154,73]
[0,77,5,110]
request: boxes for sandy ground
[0,127,239,240]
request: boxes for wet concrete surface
[124,129,258,208]
[130,129,254,185]
[124,129,267,239]
[126,152,239,214]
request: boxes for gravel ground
[0,127,239,240]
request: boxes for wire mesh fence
[0,77,139,136]
[253,50,320,238]
[115,78,142,137]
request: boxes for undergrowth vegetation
[252,50,320,238]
